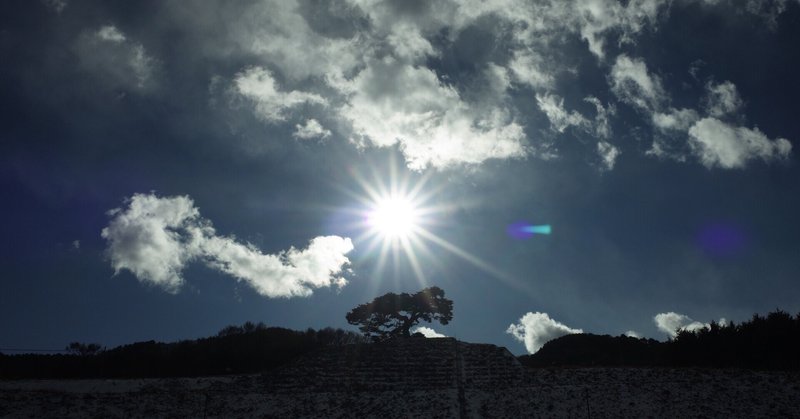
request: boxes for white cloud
[72,240,80,249]
[102,193,353,298]
[610,55,666,111]
[704,81,743,118]
[412,326,447,338]
[294,119,332,140]
[584,96,615,139]
[688,117,792,169]
[101,194,200,291]
[609,55,792,169]
[654,312,709,337]
[651,108,700,132]
[508,49,554,90]
[234,67,327,123]
[97,25,127,43]
[624,330,642,338]
[340,58,527,170]
[597,141,620,170]
[506,312,583,354]
[536,93,589,134]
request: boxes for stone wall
[262,337,526,392]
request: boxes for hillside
[3,338,800,417]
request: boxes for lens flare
[507,222,552,239]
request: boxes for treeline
[520,310,800,369]
[0,323,368,379]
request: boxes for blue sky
[2,0,800,355]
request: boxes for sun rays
[338,157,522,294]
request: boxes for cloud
[96,25,127,43]
[536,93,589,134]
[101,193,353,297]
[294,119,332,140]
[412,326,447,338]
[610,55,666,111]
[653,312,710,337]
[234,67,327,123]
[340,58,527,170]
[624,330,642,338]
[688,117,792,169]
[75,25,155,90]
[609,55,792,168]
[597,141,621,171]
[507,312,583,354]
[704,81,743,118]
[651,108,700,132]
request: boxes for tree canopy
[345,286,453,341]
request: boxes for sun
[340,156,520,294]
[367,196,419,239]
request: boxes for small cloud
[72,240,80,249]
[234,66,326,123]
[412,326,446,338]
[96,25,127,43]
[293,119,331,140]
[688,117,791,169]
[624,330,641,338]
[654,312,710,337]
[597,141,620,171]
[506,312,583,354]
[536,93,589,134]
[609,55,666,111]
[704,81,742,118]
[102,193,353,298]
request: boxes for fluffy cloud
[610,54,792,168]
[340,58,527,170]
[507,312,583,354]
[234,67,327,123]
[688,118,792,169]
[294,119,332,140]
[610,55,666,111]
[705,81,743,118]
[624,330,642,338]
[96,25,127,43]
[412,326,447,338]
[101,193,353,297]
[598,141,621,170]
[654,312,710,337]
[214,0,674,170]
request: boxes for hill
[3,337,800,417]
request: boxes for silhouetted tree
[345,286,453,341]
[65,342,104,356]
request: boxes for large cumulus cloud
[101,193,354,298]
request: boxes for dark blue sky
[2,0,800,355]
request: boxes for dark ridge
[519,310,800,370]
[0,324,368,379]
[519,334,664,367]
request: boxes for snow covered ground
[2,367,799,418]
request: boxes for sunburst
[339,157,520,294]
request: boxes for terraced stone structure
[262,337,526,393]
